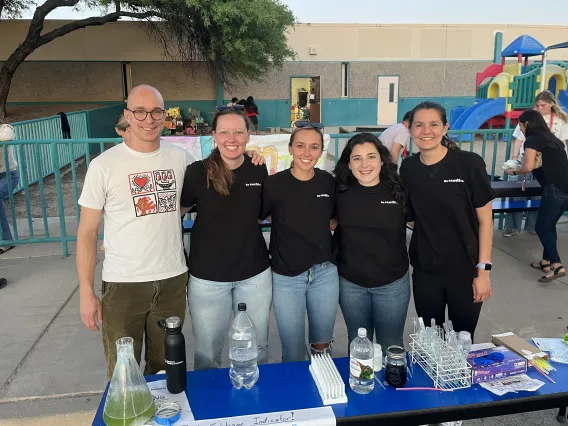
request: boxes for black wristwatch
[476,262,492,271]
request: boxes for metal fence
[0,130,514,256]
[10,112,90,189]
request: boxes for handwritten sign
[172,407,335,426]
[145,380,195,425]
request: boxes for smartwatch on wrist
[476,262,492,271]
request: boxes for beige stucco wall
[3,61,123,102]
[1,21,568,62]
[130,62,216,100]
[350,61,491,98]
[226,62,342,100]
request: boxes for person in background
[506,110,568,283]
[379,111,412,163]
[503,90,568,237]
[0,121,19,255]
[181,108,271,370]
[400,101,495,339]
[261,123,338,362]
[227,97,239,107]
[114,113,130,139]
[58,112,71,139]
[332,133,410,349]
[245,96,260,135]
[77,85,193,379]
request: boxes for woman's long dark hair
[205,109,250,196]
[519,109,565,149]
[408,101,459,150]
[333,133,407,206]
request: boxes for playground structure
[450,35,568,135]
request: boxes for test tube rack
[409,333,473,390]
[309,353,348,405]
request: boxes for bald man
[77,85,193,378]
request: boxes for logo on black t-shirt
[317,193,330,198]
[245,182,261,187]
[444,179,465,183]
[381,200,397,204]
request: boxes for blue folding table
[93,357,568,425]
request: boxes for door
[309,76,321,123]
[377,76,399,126]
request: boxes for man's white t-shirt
[379,123,411,151]
[513,114,568,154]
[79,141,194,282]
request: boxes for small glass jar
[385,345,407,388]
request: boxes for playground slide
[450,98,506,132]
[558,90,568,113]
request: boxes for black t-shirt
[261,168,335,276]
[180,156,270,281]
[524,133,568,194]
[335,181,409,288]
[399,148,495,274]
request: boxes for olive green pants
[101,271,188,379]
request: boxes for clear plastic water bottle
[349,328,374,394]
[228,303,259,390]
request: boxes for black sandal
[538,266,567,283]
[531,260,551,272]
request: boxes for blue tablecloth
[92,356,568,425]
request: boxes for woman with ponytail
[180,108,271,370]
[399,101,496,339]
[504,90,568,238]
[332,133,410,349]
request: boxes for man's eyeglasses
[294,120,324,131]
[216,104,245,111]
[127,109,166,121]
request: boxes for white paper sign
[162,136,204,161]
[173,407,335,426]
[144,380,195,424]
[479,374,544,396]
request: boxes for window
[121,62,132,99]
[341,63,349,98]
[388,83,395,103]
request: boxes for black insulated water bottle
[159,316,187,394]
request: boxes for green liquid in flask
[102,390,155,426]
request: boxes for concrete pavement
[0,227,567,425]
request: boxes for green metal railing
[476,78,492,99]
[511,68,540,110]
[0,131,513,256]
[10,112,90,189]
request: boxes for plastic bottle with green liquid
[103,337,155,426]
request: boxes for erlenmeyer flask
[103,337,155,426]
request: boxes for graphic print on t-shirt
[133,193,158,216]
[154,169,176,191]
[158,191,177,213]
[129,170,178,217]
[129,171,155,195]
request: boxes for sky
[18,0,568,25]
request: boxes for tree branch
[37,10,162,47]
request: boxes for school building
[2,20,568,129]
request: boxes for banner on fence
[163,134,330,175]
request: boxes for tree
[0,0,296,120]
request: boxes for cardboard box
[492,332,549,361]
[467,346,527,384]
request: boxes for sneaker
[502,229,517,237]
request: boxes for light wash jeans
[0,171,18,242]
[339,272,411,350]
[188,267,272,370]
[504,174,537,232]
[272,262,339,363]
